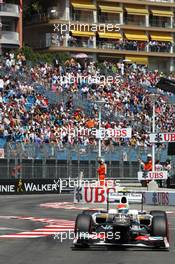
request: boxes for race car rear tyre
[75,214,92,234]
[151,215,168,237]
[150,210,167,219]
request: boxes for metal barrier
[3,143,168,162]
[0,158,140,180]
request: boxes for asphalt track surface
[0,194,174,264]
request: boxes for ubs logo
[155,133,163,143]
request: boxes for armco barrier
[74,186,175,206]
[143,191,175,206]
[0,178,140,195]
[74,186,142,204]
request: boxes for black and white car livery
[73,196,169,249]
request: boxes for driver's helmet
[117,203,129,214]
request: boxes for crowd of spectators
[65,36,173,53]
[0,51,175,152]
[148,41,172,53]
[50,32,173,53]
[98,39,144,51]
[98,39,173,53]
[68,35,94,48]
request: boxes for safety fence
[3,143,168,162]
[0,159,140,180]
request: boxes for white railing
[0,3,19,17]
[0,31,19,45]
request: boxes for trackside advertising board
[74,187,142,204]
[74,187,175,206]
[96,127,132,139]
[149,133,175,143]
[143,191,175,206]
[0,179,60,194]
[138,171,168,180]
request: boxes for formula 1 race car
[73,196,169,249]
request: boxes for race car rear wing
[107,191,144,212]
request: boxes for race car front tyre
[75,214,92,234]
[74,214,92,248]
[151,215,168,237]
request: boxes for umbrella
[122,59,131,62]
[73,53,89,59]
[156,77,175,94]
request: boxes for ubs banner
[0,179,60,194]
[74,187,142,204]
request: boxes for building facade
[0,0,22,54]
[24,0,175,72]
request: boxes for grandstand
[0,52,174,165]
[0,1,175,180]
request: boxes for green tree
[31,0,42,14]
[16,46,70,65]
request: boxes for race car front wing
[73,234,169,249]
